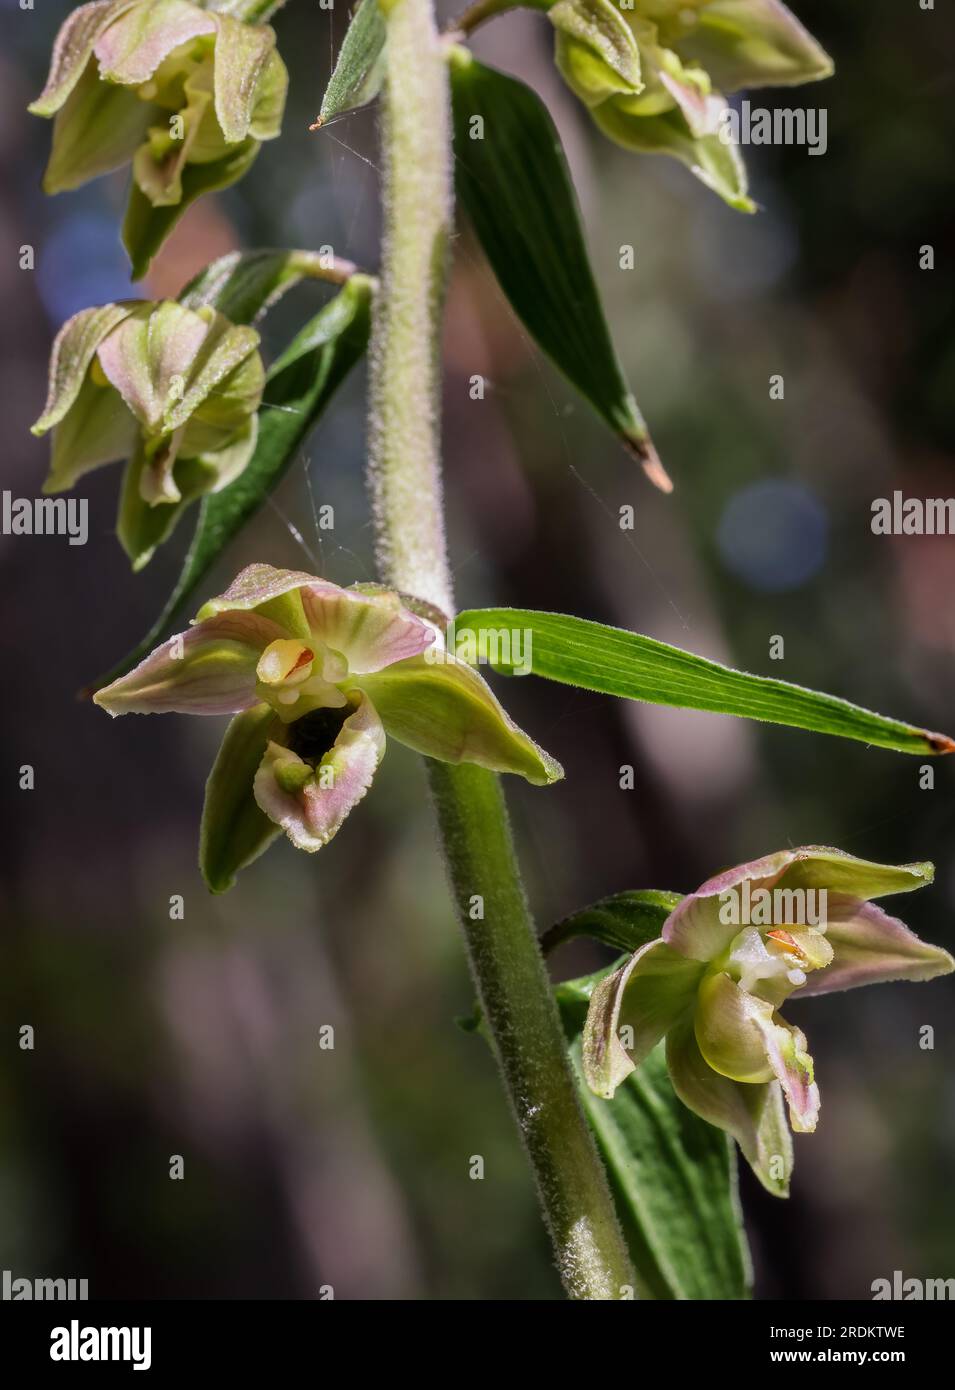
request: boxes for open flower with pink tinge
[95,564,562,890]
[582,847,953,1195]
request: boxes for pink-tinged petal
[253,695,385,852]
[663,850,794,962]
[666,1014,793,1198]
[582,939,703,1098]
[209,13,277,144]
[664,847,934,963]
[93,611,288,716]
[93,0,216,87]
[656,66,720,140]
[351,652,563,786]
[95,301,210,433]
[29,0,139,116]
[300,585,434,674]
[677,0,833,93]
[753,1013,819,1134]
[794,895,955,998]
[32,303,134,436]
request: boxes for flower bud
[32,299,264,569]
[29,0,288,276]
[549,0,832,210]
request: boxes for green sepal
[200,703,282,892]
[123,139,260,280]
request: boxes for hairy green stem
[428,762,637,1298]
[368,0,454,619]
[367,0,635,1298]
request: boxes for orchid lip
[285,703,357,766]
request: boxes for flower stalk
[368,0,635,1298]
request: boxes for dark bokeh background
[1,0,953,1298]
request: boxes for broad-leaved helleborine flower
[583,848,953,1195]
[95,564,563,891]
[29,0,288,276]
[549,0,832,209]
[32,299,264,570]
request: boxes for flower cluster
[582,848,953,1194]
[95,564,563,890]
[30,0,288,276]
[31,299,265,569]
[549,0,832,208]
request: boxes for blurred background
[1,0,954,1299]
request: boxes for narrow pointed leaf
[449,47,667,488]
[84,275,374,694]
[542,889,681,955]
[556,968,751,1300]
[315,0,386,125]
[452,608,955,756]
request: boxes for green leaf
[84,275,374,695]
[556,967,752,1300]
[449,47,669,490]
[316,0,386,125]
[542,888,681,955]
[452,607,955,757]
[179,249,343,325]
[200,703,282,892]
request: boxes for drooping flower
[29,0,288,277]
[549,0,832,209]
[94,564,563,890]
[582,848,953,1195]
[31,299,265,569]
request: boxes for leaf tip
[624,433,673,494]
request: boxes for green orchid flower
[29,0,288,276]
[94,564,563,891]
[582,847,953,1195]
[31,298,265,569]
[549,0,833,209]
